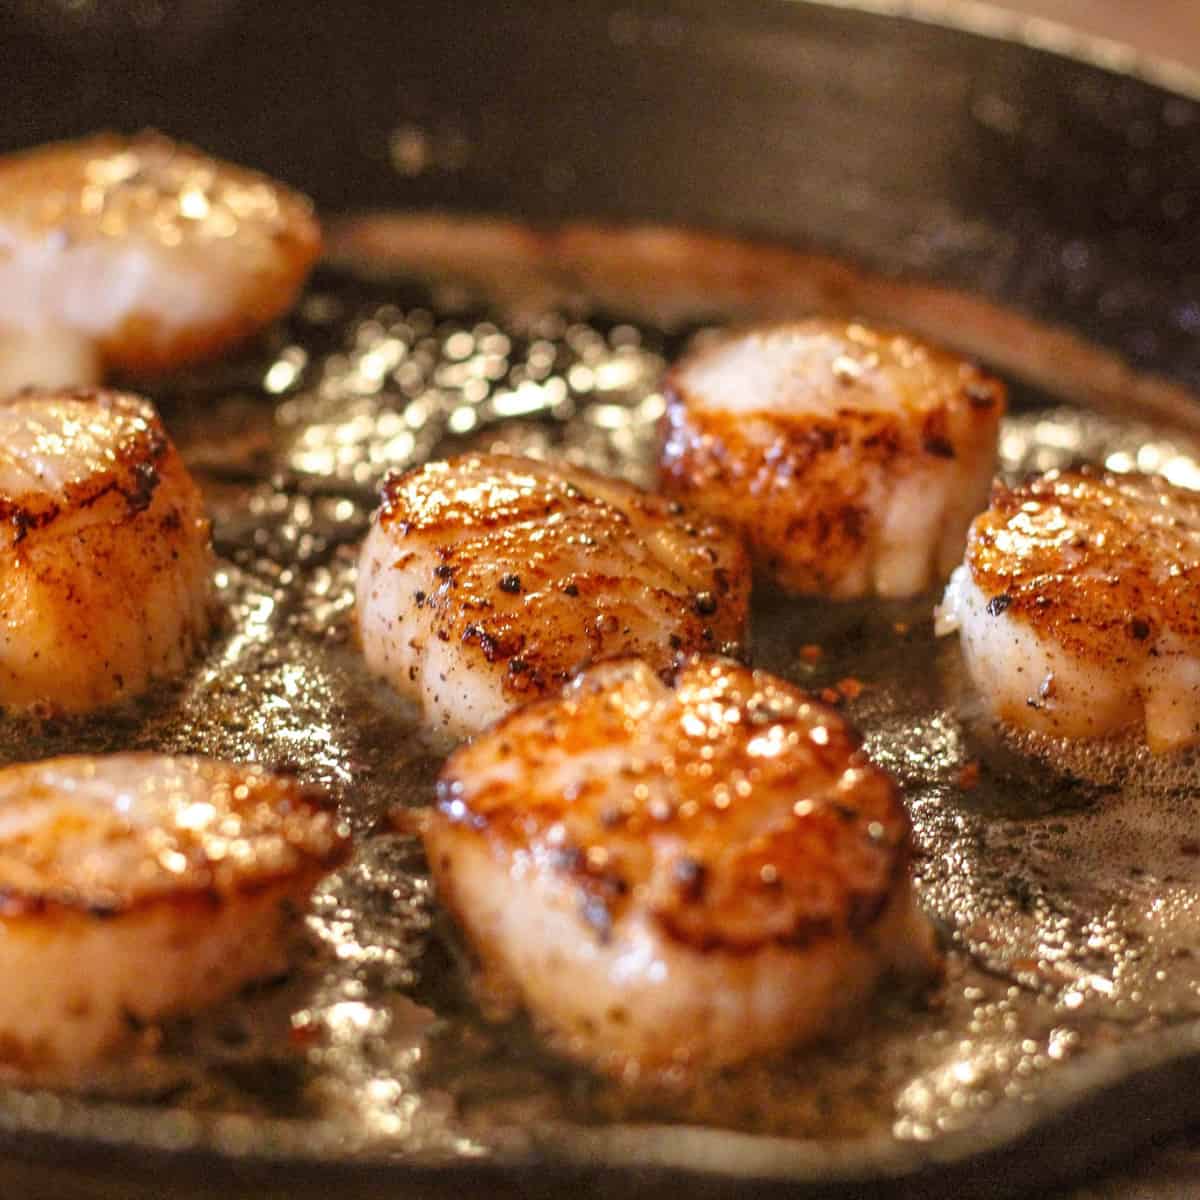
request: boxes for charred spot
[841,506,867,542]
[461,623,509,663]
[507,657,530,675]
[498,573,522,594]
[965,381,999,409]
[861,427,900,454]
[413,590,426,607]
[550,845,585,873]
[1130,617,1152,641]
[590,613,620,639]
[672,856,708,903]
[918,409,956,459]
[846,889,888,933]
[668,633,683,652]
[123,459,161,513]
[563,583,579,597]
[986,594,1012,617]
[693,591,718,616]
[9,509,31,545]
[2,499,61,545]
[463,624,525,662]
[812,425,839,452]
[159,508,182,533]
[433,564,455,582]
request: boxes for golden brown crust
[0,132,321,374]
[98,297,312,378]
[0,756,349,917]
[659,320,1005,594]
[0,388,215,712]
[434,657,911,954]
[0,388,167,542]
[379,455,750,703]
[966,468,1200,662]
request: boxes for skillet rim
[806,0,1200,98]
[0,1,1197,1196]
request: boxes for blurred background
[964,0,1198,68]
[6,0,1199,70]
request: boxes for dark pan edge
[1,1020,1199,1198]
[806,0,1200,99]
[0,1,1197,1195]
[325,212,1200,428]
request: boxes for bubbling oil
[0,250,1196,1171]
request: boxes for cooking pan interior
[1,2,1200,1198]
[3,0,1198,393]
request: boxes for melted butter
[0,259,1198,1168]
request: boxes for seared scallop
[0,753,349,1072]
[424,656,937,1076]
[938,468,1200,752]
[0,131,320,384]
[0,388,212,713]
[355,454,750,740]
[660,318,1005,597]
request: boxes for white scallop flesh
[660,319,1006,597]
[938,469,1200,752]
[0,132,320,376]
[355,454,751,740]
[426,656,937,1077]
[0,753,348,1073]
[0,327,101,397]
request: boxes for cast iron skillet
[0,1,1199,1195]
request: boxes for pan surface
[0,2,1198,1196]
